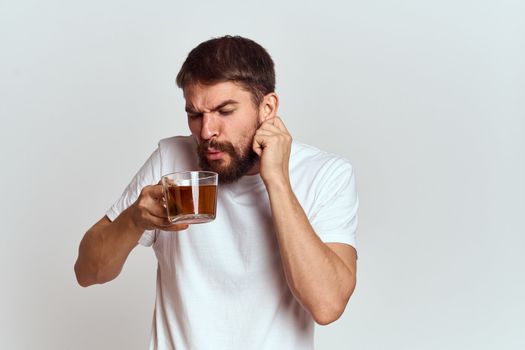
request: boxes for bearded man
[75,35,359,350]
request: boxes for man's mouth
[206,148,224,160]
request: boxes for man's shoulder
[159,135,195,148]
[291,140,353,172]
[157,135,197,155]
[290,141,356,200]
[157,135,199,172]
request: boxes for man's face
[184,81,261,183]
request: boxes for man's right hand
[129,184,189,232]
[74,184,188,287]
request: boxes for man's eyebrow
[185,99,239,114]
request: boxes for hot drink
[165,184,217,224]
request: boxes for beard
[197,127,260,184]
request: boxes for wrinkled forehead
[183,81,252,108]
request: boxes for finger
[253,132,281,153]
[150,215,193,231]
[139,190,169,218]
[258,123,282,134]
[254,130,272,145]
[273,116,289,133]
[143,184,165,200]
[147,203,169,219]
[162,224,189,232]
[144,213,172,229]
[259,119,290,136]
[255,129,275,137]
[260,117,277,127]
[256,129,291,145]
[252,137,264,156]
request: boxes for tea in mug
[165,184,217,224]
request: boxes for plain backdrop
[1,0,524,349]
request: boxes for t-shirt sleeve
[105,147,161,247]
[309,158,359,250]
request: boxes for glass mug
[161,171,218,224]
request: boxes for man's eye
[219,110,233,116]
[188,113,201,119]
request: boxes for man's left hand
[253,117,292,186]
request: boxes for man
[75,35,358,349]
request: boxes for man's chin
[206,163,228,175]
[200,158,229,174]
[203,157,229,171]
[198,149,258,184]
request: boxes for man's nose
[200,113,219,141]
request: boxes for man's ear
[259,93,279,122]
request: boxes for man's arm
[74,213,142,287]
[266,183,356,325]
[253,117,357,325]
[74,185,188,287]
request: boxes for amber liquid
[165,184,217,224]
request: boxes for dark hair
[176,35,275,106]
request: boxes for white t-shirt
[106,136,358,350]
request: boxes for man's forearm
[74,209,143,287]
[266,180,355,325]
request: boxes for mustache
[198,139,236,156]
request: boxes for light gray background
[1,0,524,349]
